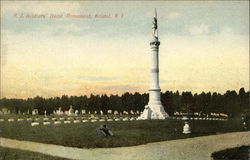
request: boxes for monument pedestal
[138,88,169,120]
[138,104,169,120]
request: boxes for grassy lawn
[0,117,245,148]
[211,145,250,160]
[0,147,69,160]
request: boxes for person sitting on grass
[96,124,114,137]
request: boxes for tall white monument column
[138,9,169,120]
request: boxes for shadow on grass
[0,147,70,160]
[211,145,250,160]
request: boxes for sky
[0,1,249,98]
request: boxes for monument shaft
[149,39,161,106]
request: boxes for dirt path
[1,132,250,160]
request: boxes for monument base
[137,104,170,120]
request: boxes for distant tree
[44,98,54,114]
[33,96,45,114]
[239,88,249,113]
[109,94,122,112]
[133,92,144,112]
[100,94,109,113]
[60,95,69,111]
[121,92,134,112]
[181,92,193,113]
[224,90,240,117]
[162,91,174,115]
[172,91,181,113]
[0,88,248,116]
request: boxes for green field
[0,116,245,148]
[0,147,69,160]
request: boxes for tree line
[0,88,249,117]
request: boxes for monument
[138,9,170,120]
[68,105,74,116]
[32,109,38,115]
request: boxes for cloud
[189,24,210,35]
[50,23,85,36]
[167,12,182,20]
[77,76,121,82]
[220,26,234,34]
[100,85,143,92]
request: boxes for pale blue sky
[2,1,249,37]
[1,1,249,98]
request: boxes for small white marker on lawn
[54,121,61,124]
[17,118,24,122]
[8,119,15,122]
[130,117,136,121]
[31,122,39,126]
[67,117,73,120]
[73,120,80,123]
[43,122,51,125]
[64,120,71,124]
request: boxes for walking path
[1,131,250,160]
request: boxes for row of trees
[0,88,249,117]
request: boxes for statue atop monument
[152,9,158,38]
